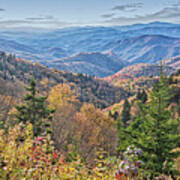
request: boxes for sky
[0,0,180,29]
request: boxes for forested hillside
[0,59,180,179]
[43,51,126,77]
[1,0,180,177]
[0,51,128,109]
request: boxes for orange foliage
[75,103,117,162]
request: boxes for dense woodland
[0,51,180,179]
[0,52,129,109]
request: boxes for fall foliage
[0,51,180,179]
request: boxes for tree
[127,74,180,178]
[0,95,16,129]
[48,83,78,110]
[121,99,131,127]
[116,99,131,153]
[117,116,129,153]
[109,111,119,120]
[15,78,53,136]
[48,83,80,154]
[136,89,148,103]
[75,103,117,162]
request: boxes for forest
[0,52,180,179]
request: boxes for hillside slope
[104,56,179,93]
[43,52,126,78]
[0,51,128,108]
[112,35,180,64]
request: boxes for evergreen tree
[127,74,180,178]
[117,116,129,153]
[137,89,148,103]
[113,111,119,120]
[15,78,54,136]
[109,111,119,120]
[121,99,131,127]
[0,114,4,130]
[117,99,131,153]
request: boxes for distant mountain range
[105,63,175,81]
[41,51,125,77]
[104,55,180,86]
[165,55,180,70]
[0,21,180,77]
[111,35,180,64]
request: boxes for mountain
[113,21,180,32]
[43,51,126,78]
[47,47,68,58]
[106,63,175,80]
[0,38,36,54]
[104,55,180,92]
[164,55,180,70]
[0,51,128,109]
[0,22,180,77]
[112,35,180,64]
[105,54,180,82]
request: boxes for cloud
[0,8,5,11]
[0,14,76,28]
[112,3,143,12]
[103,6,180,25]
[0,19,71,28]
[171,1,180,7]
[101,13,115,19]
[25,15,55,21]
[146,7,180,19]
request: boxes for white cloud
[112,3,143,12]
[103,6,180,25]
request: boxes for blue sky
[0,0,179,28]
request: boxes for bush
[0,123,118,179]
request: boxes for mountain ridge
[0,22,180,77]
[0,51,128,108]
[44,51,126,77]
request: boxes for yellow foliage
[0,123,117,179]
[48,83,78,109]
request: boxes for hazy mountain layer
[0,22,180,77]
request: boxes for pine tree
[136,89,142,100]
[127,74,180,178]
[117,99,131,153]
[137,89,148,103]
[121,99,131,127]
[15,78,54,136]
[117,116,129,153]
[109,110,119,120]
[113,111,119,120]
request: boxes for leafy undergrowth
[0,123,118,179]
[1,124,179,180]
[0,123,180,179]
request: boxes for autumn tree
[15,78,53,136]
[0,95,17,129]
[75,103,117,162]
[48,83,80,154]
[48,83,78,109]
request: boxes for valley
[1,21,180,179]
[0,22,180,78]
